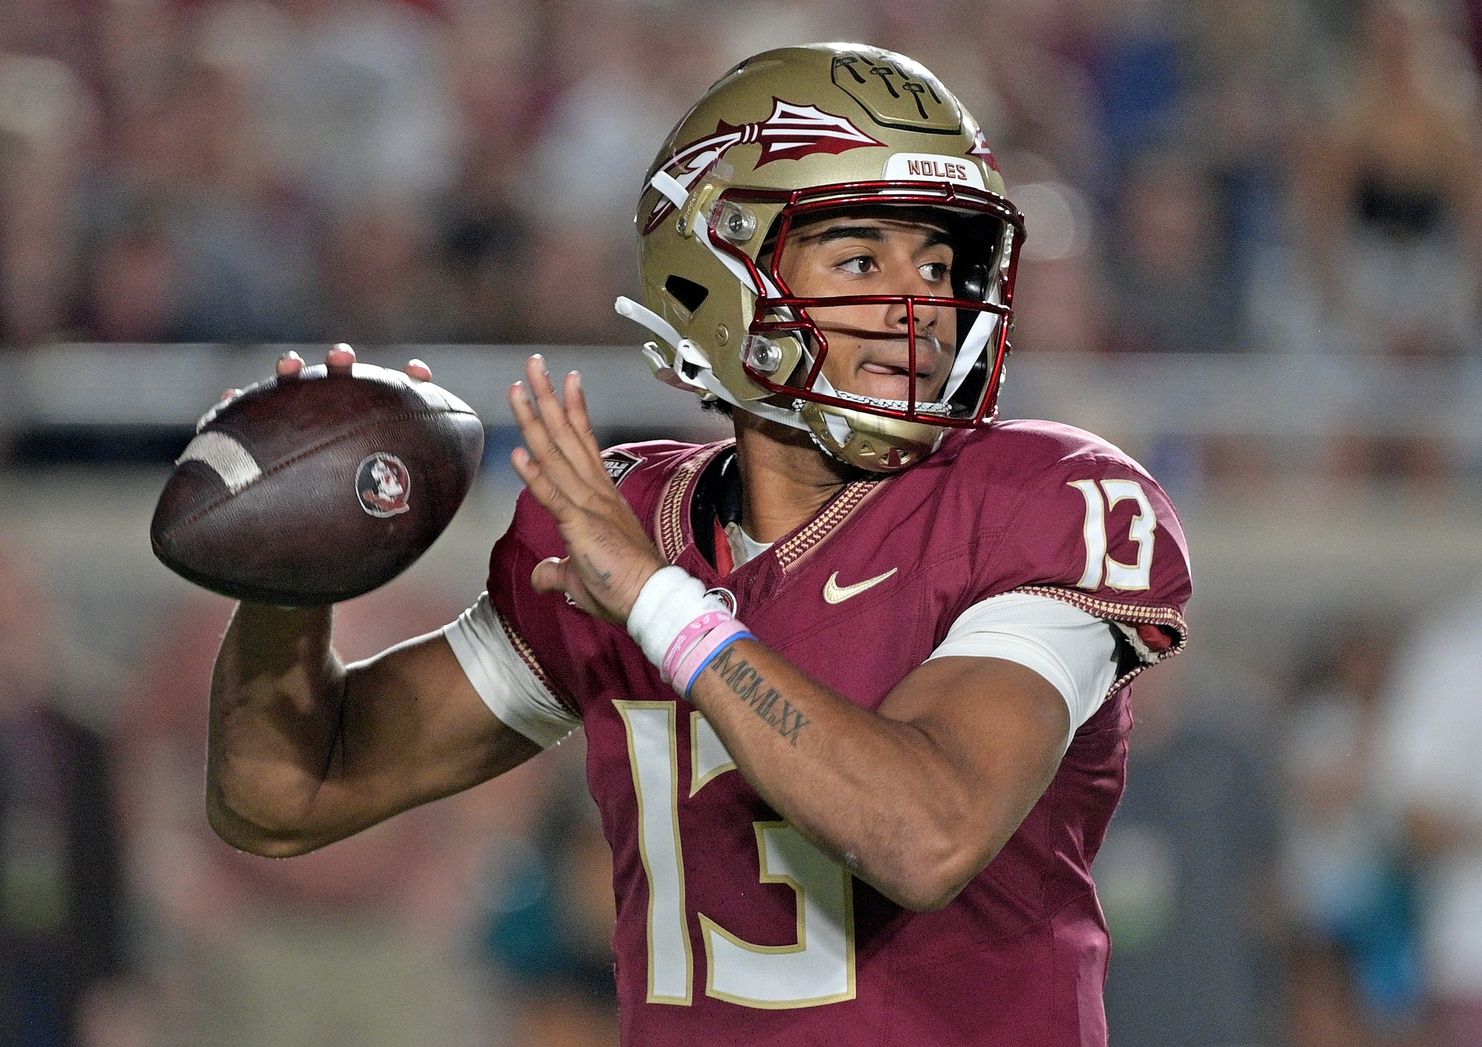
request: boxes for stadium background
[3,0,1482,1044]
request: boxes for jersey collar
[653,440,886,575]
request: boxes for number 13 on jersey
[615,701,856,1009]
[1070,478,1156,591]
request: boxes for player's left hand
[508,354,666,624]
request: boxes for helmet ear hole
[664,274,710,314]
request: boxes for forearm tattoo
[709,647,809,746]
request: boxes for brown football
[151,362,484,605]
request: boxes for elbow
[878,833,1002,914]
[890,864,974,914]
[206,788,319,859]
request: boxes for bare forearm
[207,603,542,857]
[207,603,347,852]
[686,641,992,911]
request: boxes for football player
[208,44,1192,1045]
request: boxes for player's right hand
[197,345,432,433]
[272,344,432,382]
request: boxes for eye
[837,254,878,276]
[920,261,951,284]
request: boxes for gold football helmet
[616,43,1026,472]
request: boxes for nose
[886,278,942,339]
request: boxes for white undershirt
[443,587,1122,751]
[444,592,580,748]
[724,521,772,569]
[925,592,1120,745]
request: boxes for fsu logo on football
[356,452,411,517]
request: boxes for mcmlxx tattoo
[709,647,809,746]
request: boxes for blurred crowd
[0,0,1480,359]
[4,0,1482,1045]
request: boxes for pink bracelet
[674,619,754,700]
[660,610,732,684]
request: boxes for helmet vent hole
[664,275,709,315]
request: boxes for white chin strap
[650,170,787,301]
[614,296,809,432]
[811,371,955,446]
[942,309,998,405]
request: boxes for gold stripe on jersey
[656,443,730,563]
[776,479,880,571]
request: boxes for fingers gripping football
[200,345,430,429]
[508,355,664,624]
[157,343,483,606]
[271,344,430,383]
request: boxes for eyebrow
[794,223,953,248]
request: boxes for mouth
[860,361,934,379]
[848,357,949,410]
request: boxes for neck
[731,410,857,543]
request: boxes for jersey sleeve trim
[442,593,580,746]
[1012,584,1189,695]
[496,606,582,721]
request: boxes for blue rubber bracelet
[681,630,756,701]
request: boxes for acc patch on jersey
[603,448,643,487]
[356,452,411,517]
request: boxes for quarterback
[207,44,1192,1046]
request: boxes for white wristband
[626,566,725,668]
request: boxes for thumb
[530,556,572,596]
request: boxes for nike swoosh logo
[823,567,898,604]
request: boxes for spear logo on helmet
[967,127,1002,174]
[642,99,883,234]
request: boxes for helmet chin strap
[648,170,691,210]
[614,296,813,432]
[650,170,786,300]
[942,309,997,404]
[811,360,953,412]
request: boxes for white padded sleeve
[926,591,1121,744]
[442,593,579,748]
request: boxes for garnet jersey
[485,419,1192,1047]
